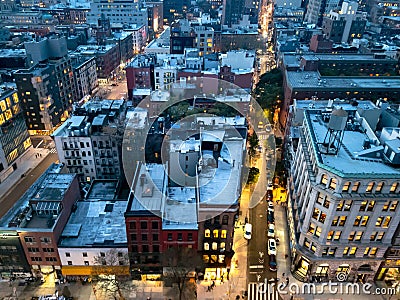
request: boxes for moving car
[269,255,277,272]
[268,239,277,255]
[267,223,275,238]
[244,223,252,240]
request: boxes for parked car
[269,255,277,271]
[244,223,252,240]
[267,223,275,238]
[267,211,274,223]
[268,239,277,255]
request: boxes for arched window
[320,174,328,185]
[222,215,229,225]
[204,243,209,250]
[213,230,218,238]
[205,229,210,238]
[329,178,337,190]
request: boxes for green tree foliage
[253,69,284,120]
[248,132,259,158]
[247,167,260,185]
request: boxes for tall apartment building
[222,0,246,26]
[125,115,246,280]
[14,64,65,134]
[87,0,148,27]
[71,56,98,102]
[0,86,31,184]
[52,99,126,184]
[0,164,80,278]
[305,0,340,26]
[286,99,400,283]
[322,1,367,43]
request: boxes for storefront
[376,259,400,289]
[204,267,228,281]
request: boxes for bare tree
[92,249,135,300]
[162,247,204,300]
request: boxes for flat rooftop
[286,71,400,90]
[0,163,65,229]
[305,110,400,178]
[86,180,118,200]
[59,199,128,247]
[199,139,244,205]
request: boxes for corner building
[286,100,400,283]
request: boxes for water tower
[320,108,348,155]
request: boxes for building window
[141,221,147,229]
[152,222,159,229]
[367,201,375,212]
[188,233,193,241]
[222,215,229,225]
[204,243,209,251]
[83,252,88,257]
[40,237,51,243]
[66,252,71,257]
[168,233,173,241]
[354,231,363,241]
[177,233,183,241]
[142,234,148,241]
[131,234,137,241]
[24,237,35,243]
[328,178,337,190]
[348,231,355,241]
[390,182,398,193]
[142,245,149,252]
[67,261,72,265]
[212,242,218,250]
[375,182,384,193]
[366,182,375,193]
[333,231,341,240]
[129,222,136,229]
[153,234,158,241]
[316,192,324,205]
[205,229,210,238]
[213,230,218,238]
[351,182,360,193]
[221,230,227,239]
[84,261,89,266]
[320,174,328,185]
[360,216,369,227]
[383,201,390,211]
[390,201,398,212]
[376,232,385,241]
[153,245,160,252]
[342,181,351,192]
[328,247,337,256]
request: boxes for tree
[162,247,204,300]
[253,69,284,121]
[248,132,259,158]
[247,167,260,185]
[92,249,135,300]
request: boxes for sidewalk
[0,146,51,200]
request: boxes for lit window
[320,174,328,185]
[342,181,350,192]
[221,230,227,239]
[352,182,360,193]
[329,178,337,190]
[390,182,398,193]
[366,182,375,193]
[375,182,384,193]
[213,230,218,238]
[205,229,210,237]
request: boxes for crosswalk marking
[248,282,280,300]
[49,148,57,153]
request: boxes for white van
[244,223,252,240]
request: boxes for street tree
[248,132,259,158]
[162,247,204,300]
[92,249,135,300]
[247,167,260,185]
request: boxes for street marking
[248,282,280,300]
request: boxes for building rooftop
[286,71,400,90]
[0,163,67,229]
[59,199,128,247]
[303,109,400,178]
[86,180,119,200]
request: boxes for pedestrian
[286,277,289,285]
[221,275,224,283]
[282,272,285,277]
[207,286,211,292]
[285,254,289,259]
[211,280,215,288]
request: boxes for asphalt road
[0,152,58,219]
[247,131,277,284]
